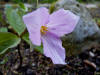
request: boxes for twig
[17,44,23,70]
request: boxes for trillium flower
[23,7,79,64]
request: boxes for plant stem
[37,0,39,8]
[30,41,34,52]
[17,44,23,70]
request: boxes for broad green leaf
[0,27,8,32]
[22,33,43,53]
[5,6,26,35]
[0,32,21,55]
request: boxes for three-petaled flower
[23,7,79,64]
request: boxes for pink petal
[42,32,66,64]
[23,7,49,45]
[47,9,79,37]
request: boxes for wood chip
[84,60,96,69]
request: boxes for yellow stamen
[40,26,48,35]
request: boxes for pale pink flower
[23,7,79,64]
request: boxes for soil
[0,42,100,75]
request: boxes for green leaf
[22,33,30,43]
[19,3,25,9]
[22,33,30,44]
[22,33,43,53]
[0,27,8,32]
[19,3,28,12]
[5,6,26,35]
[0,32,21,55]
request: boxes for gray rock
[54,0,100,56]
[56,0,100,42]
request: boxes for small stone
[92,49,96,53]
[32,63,35,67]
[89,51,95,57]
[12,63,19,70]
[12,70,19,74]
[23,57,29,65]
[26,69,35,75]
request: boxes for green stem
[30,41,34,52]
[37,0,39,8]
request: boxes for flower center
[40,26,48,34]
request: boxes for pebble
[26,69,35,75]
[89,51,95,57]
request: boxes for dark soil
[0,43,100,75]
